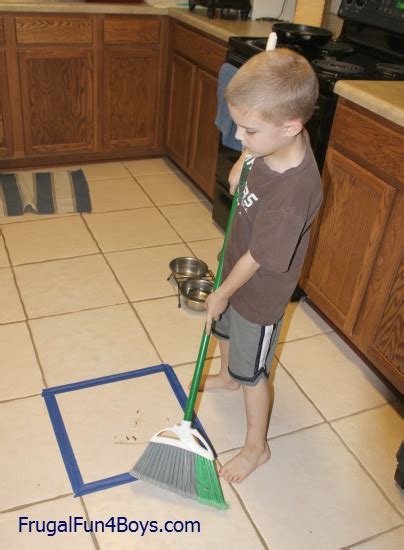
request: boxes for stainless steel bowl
[169,257,208,278]
[179,279,213,311]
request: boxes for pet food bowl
[169,257,208,278]
[179,278,213,311]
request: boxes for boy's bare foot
[219,443,270,483]
[199,374,240,392]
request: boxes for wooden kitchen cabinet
[0,13,167,168]
[18,47,94,155]
[16,15,95,156]
[0,18,13,157]
[166,22,226,199]
[102,16,165,152]
[188,68,219,197]
[166,54,196,168]
[301,99,404,392]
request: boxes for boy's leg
[201,338,240,391]
[220,377,270,483]
[200,306,240,391]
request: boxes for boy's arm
[228,148,249,195]
[205,250,260,334]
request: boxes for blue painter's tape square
[42,364,213,497]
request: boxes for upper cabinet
[166,22,226,199]
[301,99,404,392]
[0,13,167,168]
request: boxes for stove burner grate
[312,59,365,76]
[376,62,404,77]
[317,41,354,55]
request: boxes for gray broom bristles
[130,442,228,509]
[131,442,197,500]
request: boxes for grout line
[10,251,101,269]
[274,356,328,422]
[212,455,268,549]
[329,422,404,518]
[1,233,48,388]
[330,399,401,423]
[0,392,41,405]
[276,329,334,345]
[79,496,101,550]
[0,493,74,515]
[0,213,78,226]
[81,215,164,365]
[274,356,404,516]
[341,523,404,549]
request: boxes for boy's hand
[205,290,229,335]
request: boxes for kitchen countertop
[2,1,400,127]
[0,1,273,40]
[334,80,404,127]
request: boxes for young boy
[203,49,323,484]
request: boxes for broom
[130,156,254,509]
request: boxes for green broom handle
[184,158,252,422]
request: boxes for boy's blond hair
[225,48,319,125]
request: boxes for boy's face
[229,104,300,159]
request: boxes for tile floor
[0,158,403,550]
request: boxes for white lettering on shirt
[241,183,258,211]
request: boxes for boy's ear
[283,119,303,137]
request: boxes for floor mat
[0,170,91,216]
[42,364,211,496]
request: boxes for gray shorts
[212,305,283,386]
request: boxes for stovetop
[227,35,404,93]
[228,2,403,90]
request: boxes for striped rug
[0,170,91,216]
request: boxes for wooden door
[0,31,13,157]
[18,47,94,154]
[188,68,219,198]
[304,147,395,334]
[166,54,196,170]
[103,46,159,150]
[352,193,404,392]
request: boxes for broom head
[130,421,228,510]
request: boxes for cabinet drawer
[104,17,160,44]
[330,101,404,185]
[174,24,226,75]
[0,18,4,44]
[15,16,93,45]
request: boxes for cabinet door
[304,147,395,334]
[166,54,196,169]
[103,46,159,150]
[0,50,13,157]
[353,193,404,392]
[188,68,219,198]
[18,48,94,154]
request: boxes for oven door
[212,137,241,229]
[305,91,338,172]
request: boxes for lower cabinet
[0,13,167,168]
[301,99,403,393]
[166,22,226,199]
[18,47,94,155]
[166,54,196,168]
[103,46,159,151]
[0,50,13,157]
[188,68,220,198]
[304,146,395,334]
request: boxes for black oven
[212,0,404,230]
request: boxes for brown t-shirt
[223,133,323,325]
